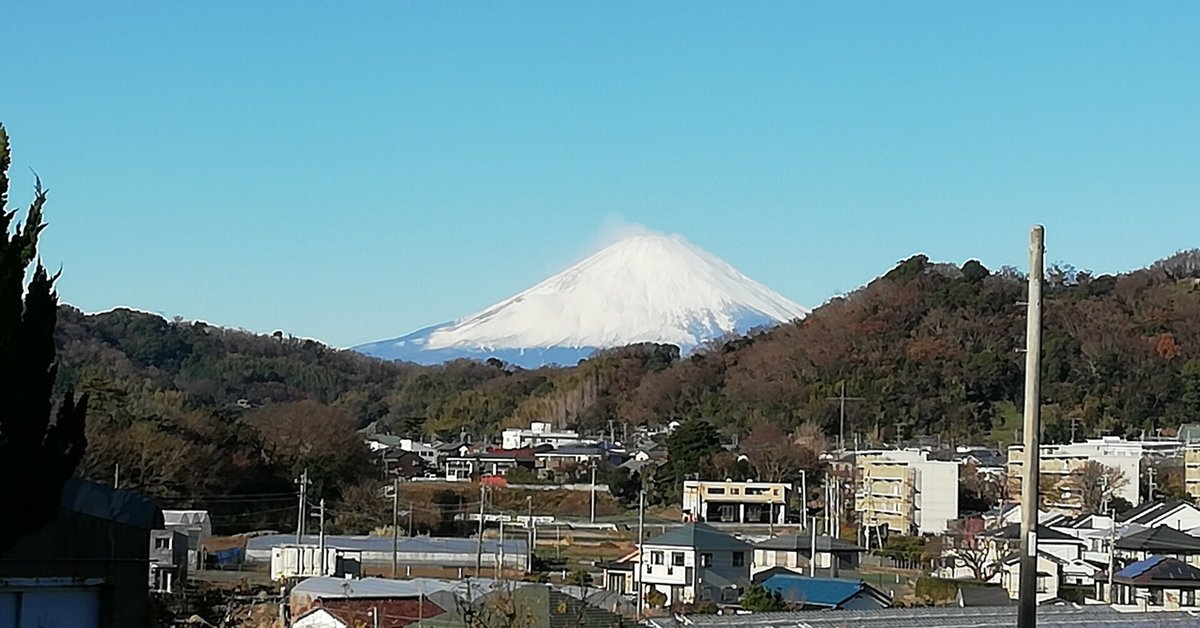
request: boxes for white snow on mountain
[356,233,807,366]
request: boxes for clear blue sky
[2,3,1197,347]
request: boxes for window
[154,537,170,550]
[707,487,726,495]
[672,552,685,567]
[732,552,745,567]
[700,553,713,568]
[651,551,664,565]
[1183,589,1196,607]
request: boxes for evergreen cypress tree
[0,123,88,554]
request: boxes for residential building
[601,550,639,597]
[1115,526,1200,568]
[751,534,866,577]
[853,449,958,535]
[1186,446,1200,502]
[385,449,430,479]
[443,448,535,481]
[400,438,443,468]
[998,550,1066,603]
[755,572,891,610]
[0,478,163,628]
[1006,437,1178,513]
[681,480,791,525]
[149,529,189,593]
[501,422,581,450]
[1118,500,1200,533]
[535,446,605,479]
[638,522,751,606]
[1108,556,1200,609]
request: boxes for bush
[913,577,959,606]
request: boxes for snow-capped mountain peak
[356,233,806,366]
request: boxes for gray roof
[643,523,751,551]
[60,478,163,530]
[293,576,515,601]
[250,534,526,555]
[676,605,1200,627]
[957,586,1015,607]
[1116,526,1200,552]
[755,534,865,553]
[293,576,436,599]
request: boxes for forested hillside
[54,250,1200,524]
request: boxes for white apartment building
[501,422,581,450]
[854,449,958,535]
[1006,437,1174,513]
[682,480,791,525]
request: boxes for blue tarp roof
[760,574,865,607]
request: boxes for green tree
[654,420,723,504]
[1182,358,1200,417]
[741,583,786,612]
[0,123,88,553]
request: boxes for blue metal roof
[1116,555,1168,579]
[760,574,865,608]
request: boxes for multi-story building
[853,449,958,535]
[1185,445,1200,502]
[681,480,791,525]
[1006,437,1174,513]
[501,422,581,450]
[637,523,751,606]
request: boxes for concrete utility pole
[1107,502,1117,602]
[295,468,310,544]
[810,516,818,577]
[114,463,120,489]
[636,489,645,622]
[590,462,597,524]
[391,478,400,578]
[527,496,535,573]
[1018,225,1045,628]
[474,485,486,576]
[497,520,505,579]
[318,497,327,575]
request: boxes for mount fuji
[355,234,807,367]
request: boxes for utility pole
[636,489,645,622]
[1107,506,1117,603]
[318,498,327,575]
[590,462,597,524]
[474,485,486,576]
[497,520,505,578]
[1018,225,1045,628]
[295,469,310,544]
[391,478,400,578]
[827,382,864,452]
[114,463,120,490]
[527,496,535,573]
[1147,465,1158,501]
[810,516,817,577]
